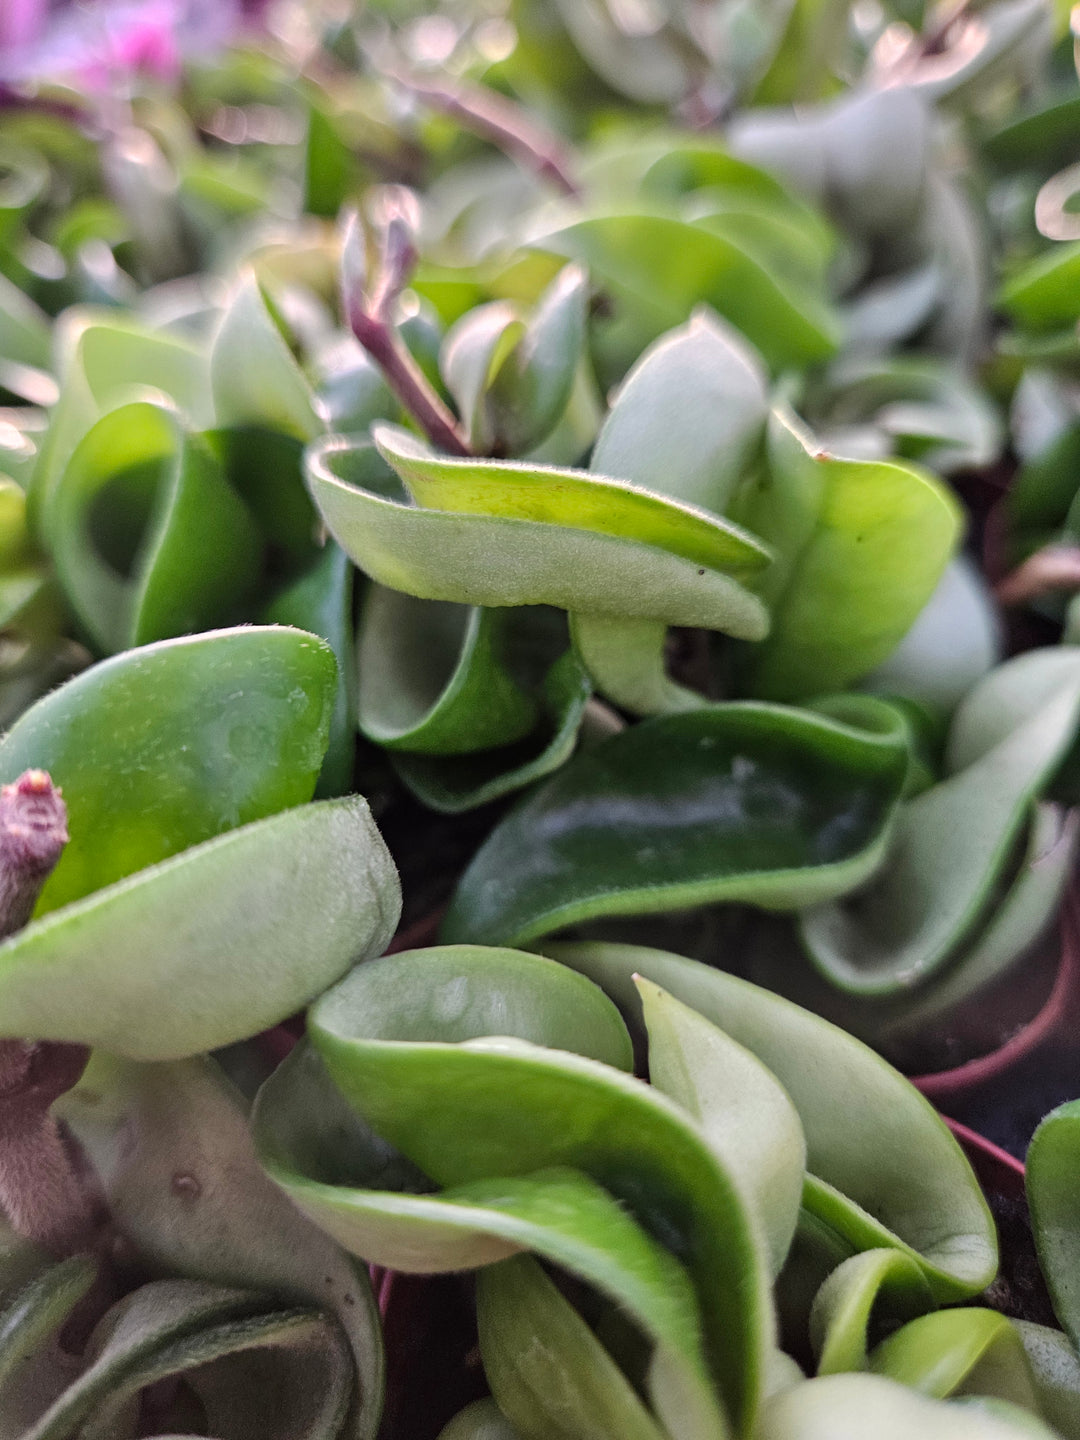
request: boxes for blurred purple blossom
[0,0,269,86]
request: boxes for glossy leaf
[802,651,1080,995]
[1000,241,1080,333]
[0,796,400,1059]
[1027,1099,1080,1350]
[296,945,772,1436]
[61,1053,384,1439]
[209,272,322,442]
[442,703,909,947]
[357,588,536,754]
[306,436,770,633]
[548,944,998,1301]
[0,626,337,912]
[731,405,963,701]
[49,401,260,654]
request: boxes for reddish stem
[347,303,471,456]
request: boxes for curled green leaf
[442,703,909,947]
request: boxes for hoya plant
[1,0,1080,1434]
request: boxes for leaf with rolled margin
[442,703,909,947]
[21,1279,351,1440]
[375,425,769,578]
[572,310,768,713]
[869,1309,1040,1411]
[477,1255,668,1440]
[357,588,536,755]
[30,312,212,542]
[590,310,768,515]
[306,437,769,633]
[441,302,525,451]
[638,978,805,1278]
[1027,1099,1080,1350]
[731,405,962,701]
[547,944,998,1302]
[802,652,1080,995]
[0,626,337,912]
[61,1052,384,1439]
[528,212,839,382]
[263,544,357,797]
[0,795,399,1059]
[486,263,587,456]
[809,1250,934,1375]
[0,1256,98,1392]
[391,650,591,814]
[210,272,322,442]
[883,803,1077,1035]
[291,945,771,1436]
[758,1373,1058,1439]
[48,400,261,654]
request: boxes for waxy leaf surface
[443,704,909,947]
[0,626,337,912]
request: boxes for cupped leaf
[49,401,260,654]
[442,703,909,948]
[731,405,963,701]
[883,802,1076,1035]
[548,944,998,1301]
[30,313,212,543]
[809,1250,934,1376]
[391,649,591,813]
[758,1373,1058,1440]
[0,795,399,1059]
[1027,1099,1080,1350]
[357,588,536,754]
[210,272,322,442]
[306,436,770,633]
[20,1279,352,1440]
[301,946,772,1436]
[486,263,588,456]
[0,626,337,912]
[638,978,806,1278]
[61,1053,384,1439]
[589,309,768,515]
[374,425,770,579]
[870,1309,1039,1411]
[801,652,1080,995]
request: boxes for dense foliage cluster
[3,0,1080,1435]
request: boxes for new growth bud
[0,770,69,939]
